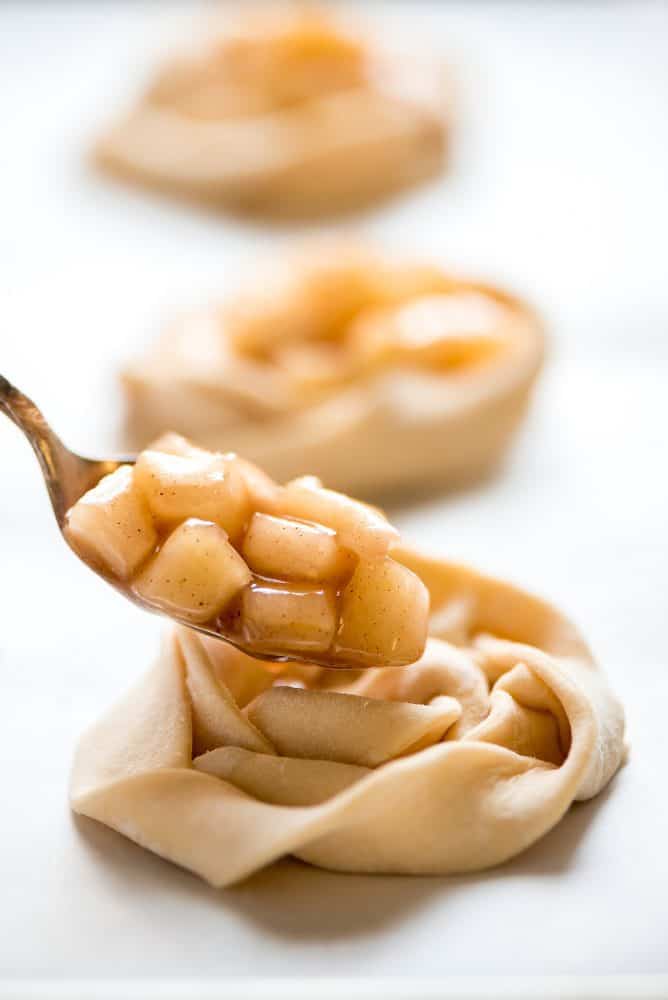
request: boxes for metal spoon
[0,374,333,667]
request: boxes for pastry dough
[123,246,544,497]
[71,547,625,886]
[94,6,449,216]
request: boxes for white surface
[1,0,668,991]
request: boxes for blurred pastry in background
[93,4,450,217]
[123,245,544,498]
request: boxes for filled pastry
[64,434,429,668]
[71,547,626,886]
[94,5,450,216]
[123,246,544,497]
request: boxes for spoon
[0,374,334,667]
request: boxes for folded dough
[94,6,449,216]
[71,547,625,886]
[123,246,544,497]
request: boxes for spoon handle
[0,375,123,525]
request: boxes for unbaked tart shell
[71,546,625,887]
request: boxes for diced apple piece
[147,436,280,513]
[133,518,251,624]
[343,311,394,375]
[224,454,280,511]
[346,292,506,375]
[226,254,373,356]
[335,557,429,667]
[278,477,398,559]
[241,581,337,654]
[134,449,249,541]
[390,294,506,369]
[242,512,353,583]
[367,262,453,306]
[65,465,157,580]
[273,341,352,394]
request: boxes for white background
[1,0,667,988]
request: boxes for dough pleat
[246,686,461,766]
[193,746,370,806]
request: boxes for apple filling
[147,9,369,121]
[64,435,429,668]
[221,255,513,400]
